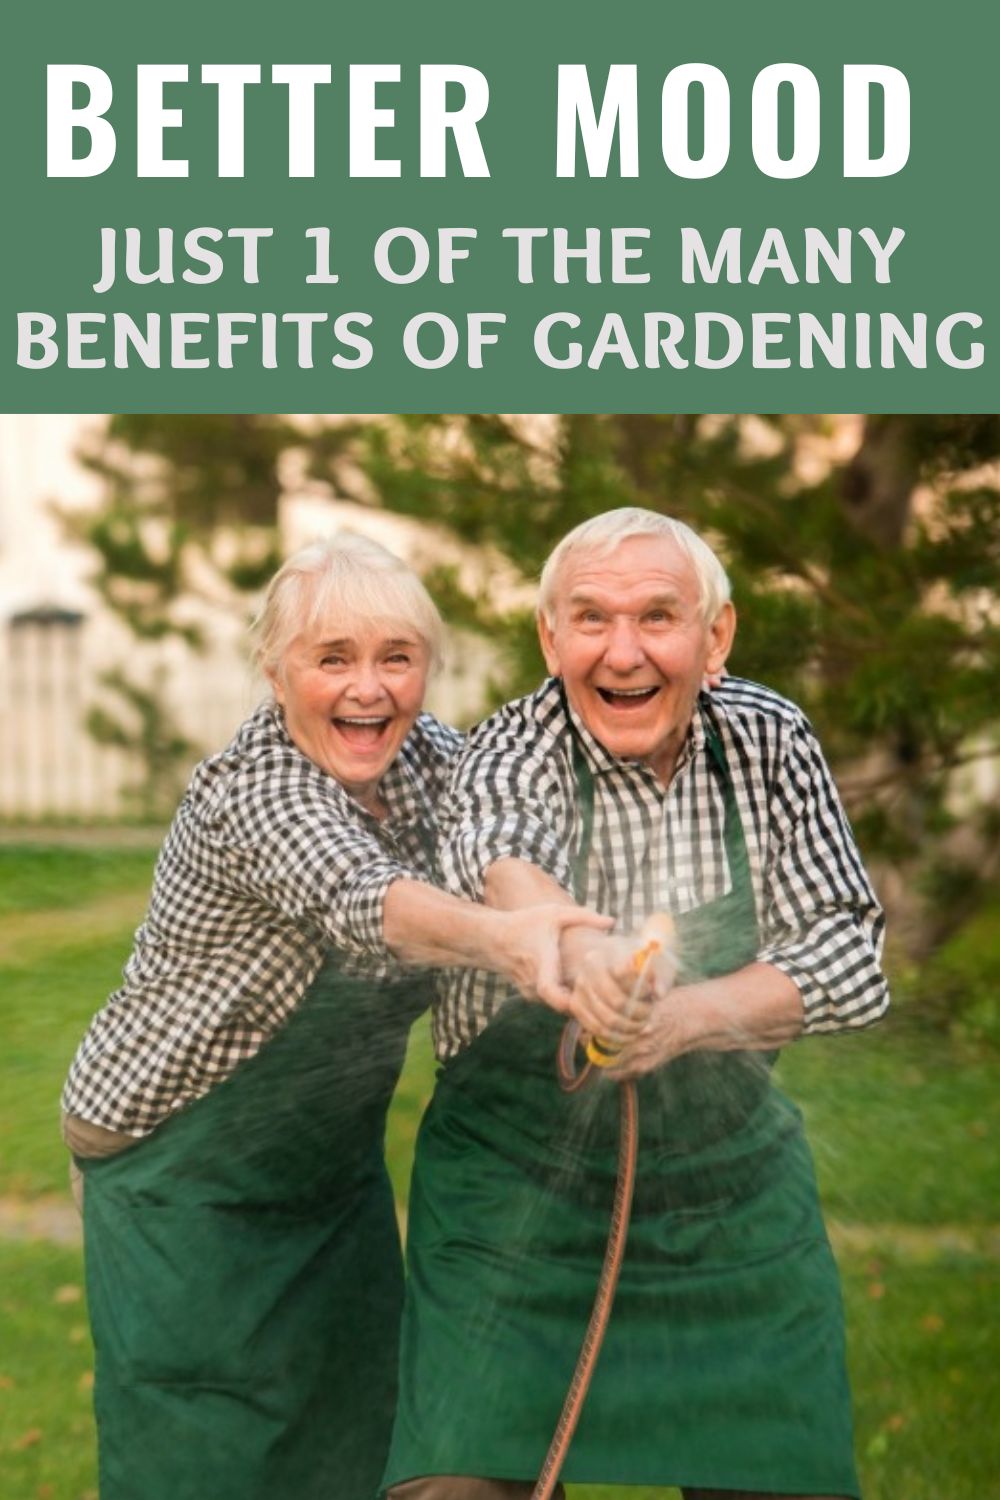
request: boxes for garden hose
[532,916,675,1500]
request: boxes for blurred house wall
[0,415,497,820]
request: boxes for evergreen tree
[308,413,1000,960]
[68,410,1000,986]
[61,414,298,814]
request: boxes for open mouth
[331,715,392,749]
[595,686,660,709]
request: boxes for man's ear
[536,610,562,676]
[705,602,737,674]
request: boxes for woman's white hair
[252,532,445,677]
[538,507,731,624]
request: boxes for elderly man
[383,509,888,1500]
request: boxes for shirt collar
[261,698,293,747]
[379,739,429,827]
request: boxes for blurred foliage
[60,416,294,809]
[83,414,295,530]
[70,413,1000,1023]
[896,884,1000,1050]
[64,414,295,634]
[86,668,195,823]
[306,412,1000,995]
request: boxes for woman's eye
[386,653,411,666]
[320,655,346,668]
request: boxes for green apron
[385,722,860,1497]
[79,958,428,1500]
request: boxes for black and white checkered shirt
[435,675,889,1059]
[63,701,462,1136]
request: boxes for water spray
[535,913,677,1500]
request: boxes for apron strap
[700,702,756,930]
[569,731,596,903]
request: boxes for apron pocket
[86,1196,344,1388]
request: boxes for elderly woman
[61,534,615,1500]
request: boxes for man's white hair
[538,507,731,624]
[252,532,444,677]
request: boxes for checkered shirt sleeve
[433,685,581,1055]
[439,694,578,900]
[61,706,461,1135]
[432,677,888,1058]
[230,774,414,961]
[756,710,889,1033]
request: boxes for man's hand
[604,991,688,1079]
[567,931,677,1044]
[606,964,806,1080]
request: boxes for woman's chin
[325,725,400,786]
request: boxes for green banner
[2,0,997,412]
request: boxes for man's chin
[582,716,661,763]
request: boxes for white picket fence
[0,611,494,822]
[0,612,262,821]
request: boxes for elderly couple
[63,507,888,1500]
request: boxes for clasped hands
[568,930,687,1080]
[485,858,692,1078]
[502,902,688,1079]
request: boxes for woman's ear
[267,668,286,707]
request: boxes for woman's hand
[490,905,613,1013]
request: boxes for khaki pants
[388,1482,564,1499]
[388,1480,843,1499]
[390,1488,842,1499]
[62,1112,139,1211]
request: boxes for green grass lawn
[0,1243,97,1500]
[0,843,997,1498]
[0,845,157,921]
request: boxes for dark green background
[2,0,996,412]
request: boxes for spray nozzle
[584,912,677,1069]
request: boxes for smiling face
[538,534,736,784]
[270,621,430,811]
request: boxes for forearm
[484,857,610,977]
[383,878,510,973]
[383,875,612,1015]
[673,961,804,1054]
[484,856,574,910]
